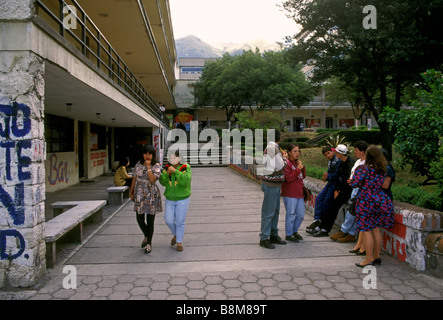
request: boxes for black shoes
[306,220,321,231]
[286,232,303,242]
[260,236,287,249]
[313,230,329,237]
[259,240,275,249]
[270,236,287,245]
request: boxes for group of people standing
[259,131,395,268]
[121,146,192,254]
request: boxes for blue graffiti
[0,102,32,261]
[0,183,25,226]
[0,102,31,139]
[0,230,26,260]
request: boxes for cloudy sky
[169,0,298,43]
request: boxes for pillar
[0,0,46,287]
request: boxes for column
[0,0,46,287]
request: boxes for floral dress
[350,165,394,232]
[133,162,162,215]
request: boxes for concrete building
[174,57,377,131]
[0,0,176,287]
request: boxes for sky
[168,0,298,44]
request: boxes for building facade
[174,57,377,131]
[0,0,176,287]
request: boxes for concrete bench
[44,200,106,268]
[106,186,129,205]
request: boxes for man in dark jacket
[309,144,355,237]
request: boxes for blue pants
[283,197,305,236]
[314,182,336,221]
[164,198,190,244]
[260,184,281,241]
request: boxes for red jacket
[281,159,306,199]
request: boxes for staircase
[162,144,227,168]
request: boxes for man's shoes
[337,233,356,243]
[313,230,329,237]
[306,220,321,231]
[270,236,287,245]
[330,231,346,241]
[285,235,299,242]
[293,232,303,241]
[259,240,275,249]
[306,227,320,235]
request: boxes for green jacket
[159,163,192,201]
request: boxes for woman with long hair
[281,144,306,242]
[351,145,394,267]
[129,145,162,254]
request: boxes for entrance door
[78,121,85,178]
[326,117,333,129]
[293,117,304,132]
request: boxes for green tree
[281,0,443,160]
[193,50,313,121]
[380,70,443,186]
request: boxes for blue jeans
[340,188,359,236]
[260,184,281,241]
[314,182,336,221]
[164,198,190,243]
[283,197,305,235]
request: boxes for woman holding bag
[129,146,162,254]
[281,144,307,242]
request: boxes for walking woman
[281,144,306,242]
[129,145,162,254]
[159,150,192,252]
[351,145,394,267]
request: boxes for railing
[35,0,170,128]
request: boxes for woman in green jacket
[159,150,192,251]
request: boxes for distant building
[174,58,377,131]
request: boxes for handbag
[348,197,357,216]
[303,186,312,202]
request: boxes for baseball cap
[332,144,348,155]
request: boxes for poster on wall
[90,132,98,150]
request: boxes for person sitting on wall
[114,157,133,187]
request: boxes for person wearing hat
[311,144,355,237]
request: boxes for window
[45,114,74,153]
[90,124,106,150]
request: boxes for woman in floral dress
[129,145,162,254]
[351,145,394,267]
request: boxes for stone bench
[44,200,107,268]
[106,186,130,205]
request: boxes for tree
[281,0,443,159]
[193,50,313,122]
[380,70,443,186]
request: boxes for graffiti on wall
[0,102,32,261]
[48,153,69,185]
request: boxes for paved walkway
[1,167,443,302]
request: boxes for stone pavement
[1,167,443,302]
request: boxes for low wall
[229,160,443,275]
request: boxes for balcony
[35,0,171,127]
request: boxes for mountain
[175,35,282,58]
[175,35,222,58]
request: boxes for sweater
[159,163,192,201]
[281,159,307,198]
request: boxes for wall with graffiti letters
[0,100,46,287]
[45,152,79,192]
